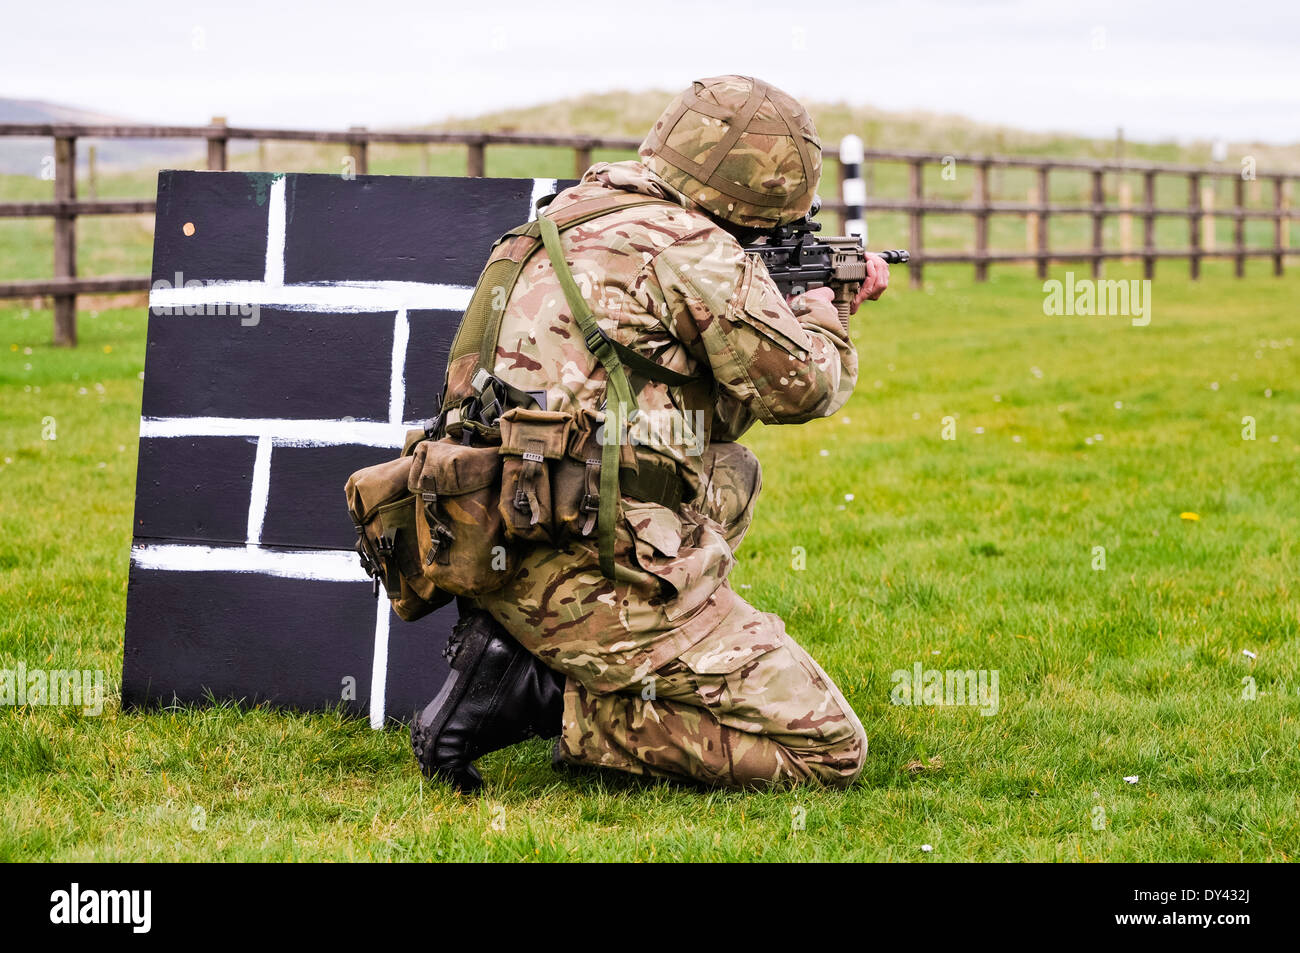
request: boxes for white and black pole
[840,134,866,242]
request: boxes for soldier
[412,75,890,792]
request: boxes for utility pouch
[553,408,604,542]
[345,451,450,621]
[408,438,515,595]
[497,407,572,543]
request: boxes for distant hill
[0,98,251,175]
[428,89,1300,172]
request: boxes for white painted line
[140,416,407,448]
[246,435,273,545]
[131,543,368,583]
[389,309,409,425]
[529,178,558,221]
[264,176,286,285]
[148,280,472,314]
[369,598,390,729]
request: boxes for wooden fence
[833,146,1299,290]
[1,118,1297,344]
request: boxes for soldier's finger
[850,282,870,315]
[874,257,892,299]
[863,256,884,298]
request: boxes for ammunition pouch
[346,435,453,621]
[553,409,604,541]
[498,407,572,543]
[409,437,516,596]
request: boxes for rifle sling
[537,212,696,578]
[539,212,635,579]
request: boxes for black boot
[411,609,564,793]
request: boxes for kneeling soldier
[413,75,889,792]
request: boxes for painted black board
[123,169,576,726]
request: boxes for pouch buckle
[584,325,611,356]
[580,458,601,513]
[425,522,456,566]
[354,526,383,598]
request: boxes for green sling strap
[442,193,694,421]
[537,210,642,580]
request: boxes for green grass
[2,258,1297,861]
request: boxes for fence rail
[2,119,1297,344]
[826,146,1298,288]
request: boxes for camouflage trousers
[478,441,867,789]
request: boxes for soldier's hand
[785,286,835,309]
[850,253,891,314]
[786,286,844,335]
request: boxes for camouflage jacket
[465,160,859,691]
[484,159,858,493]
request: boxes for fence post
[1026,178,1039,259]
[347,126,369,175]
[467,137,486,177]
[52,134,78,347]
[87,144,98,200]
[1119,179,1133,261]
[574,140,593,179]
[1142,171,1156,279]
[1202,183,1217,252]
[908,160,923,288]
[1275,177,1287,276]
[207,116,227,171]
[257,140,267,171]
[1233,176,1245,277]
[1091,169,1105,278]
[1036,166,1050,278]
[839,135,865,240]
[1188,173,1201,279]
[835,151,845,234]
[973,161,989,282]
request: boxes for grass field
[2,255,1297,861]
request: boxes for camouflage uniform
[466,79,867,788]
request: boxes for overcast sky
[5,0,1298,143]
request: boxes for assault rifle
[743,197,908,322]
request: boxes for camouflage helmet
[639,75,822,230]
